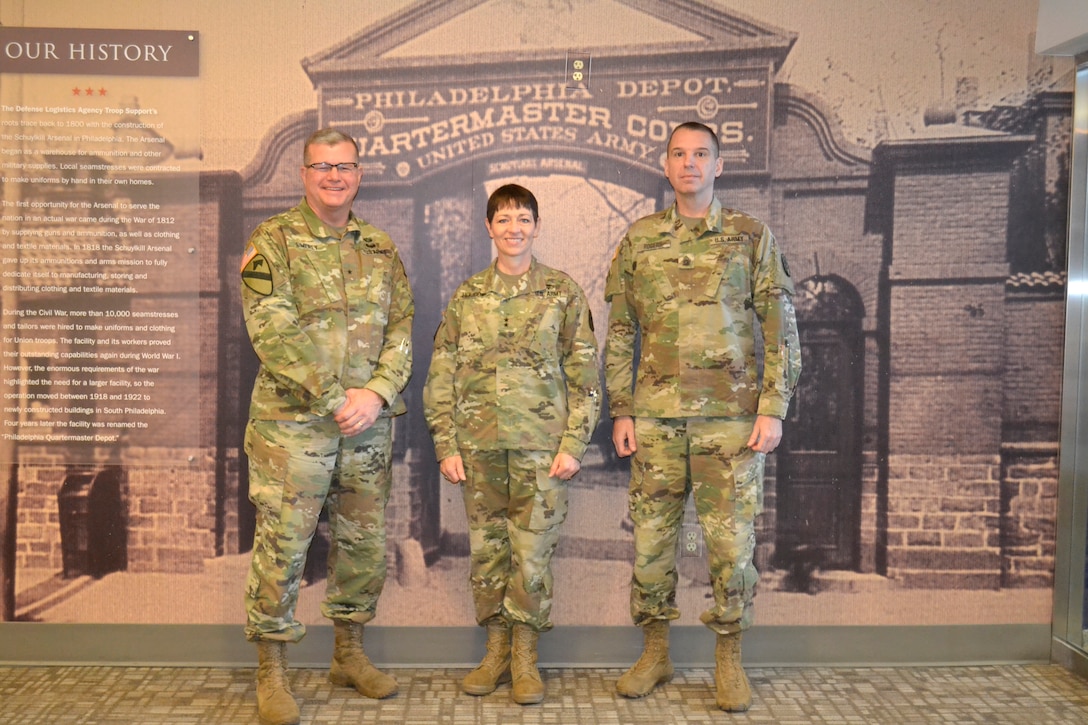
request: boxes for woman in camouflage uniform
[424,184,600,704]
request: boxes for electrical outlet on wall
[681,523,702,557]
[565,51,591,88]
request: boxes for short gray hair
[303,128,358,164]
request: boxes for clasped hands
[333,388,385,436]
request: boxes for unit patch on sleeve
[241,253,273,296]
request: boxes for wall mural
[0,0,1071,630]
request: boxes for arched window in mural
[777,274,865,571]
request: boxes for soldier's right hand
[439,455,467,484]
[611,416,637,458]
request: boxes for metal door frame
[1054,52,1088,677]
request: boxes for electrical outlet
[681,523,702,557]
[565,51,591,87]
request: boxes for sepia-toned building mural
[0,0,1072,630]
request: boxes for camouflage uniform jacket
[604,198,800,420]
[241,198,414,422]
[424,257,601,461]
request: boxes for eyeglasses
[305,162,360,174]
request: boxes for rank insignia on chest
[242,253,273,296]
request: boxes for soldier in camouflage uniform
[423,184,600,705]
[605,122,801,712]
[240,128,413,725]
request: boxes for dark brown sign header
[323,64,772,181]
[0,28,199,77]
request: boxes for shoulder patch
[241,253,273,296]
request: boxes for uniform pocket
[459,309,496,351]
[708,244,751,303]
[730,447,765,516]
[633,263,675,305]
[289,250,342,313]
[530,302,562,359]
[244,420,290,512]
[363,257,392,308]
[527,468,569,532]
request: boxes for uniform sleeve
[241,225,347,417]
[603,236,637,418]
[422,297,461,462]
[363,250,414,409]
[751,225,801,419]
[557,283,602,460]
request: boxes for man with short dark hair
[605,121,801,712]
[240,128,413,725]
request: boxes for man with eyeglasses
[240,128,414,725]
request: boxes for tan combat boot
[714,631,752,712]
[616,620,674,697]
[462,619,512,695]
[255,640,300,725]
[510,622,545,705]
[329,621,398,699]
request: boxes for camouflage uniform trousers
[462,448,569,632]
[243,416,394,642]
[629,415,764,635]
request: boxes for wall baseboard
[0,623,1053,668]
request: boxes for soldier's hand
[747,415,783,453]
[334,388,385,436]
[549,452,581,481]
[439,455,466,484]
[611,416,637,458]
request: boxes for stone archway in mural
[294,0,797,562]
[776,273,865,571]
[236,0,884,572]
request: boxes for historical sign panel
[321,62,773,184]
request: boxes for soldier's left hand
[439,455,467,484]
[747,415,783,453]
[549,452,581,481]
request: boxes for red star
[98,88,107,96]
[72,87,82,95]
[84,86,94,95]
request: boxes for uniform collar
[298,198,362,240]
[482,256,546,295]
[665,197,725,236]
